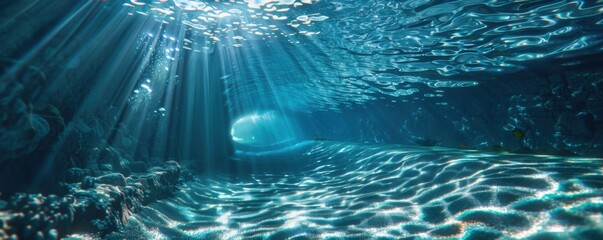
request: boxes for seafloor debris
[0,161,182,239]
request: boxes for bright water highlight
[117,141,603,239]
[1,0,602,239]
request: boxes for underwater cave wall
[0,1,234,197]
[0,0,139,195]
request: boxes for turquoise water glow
[1,0,603,239]
[115,142,603,239]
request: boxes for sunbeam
[1,0,603,239]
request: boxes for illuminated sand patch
[113,142,603,239]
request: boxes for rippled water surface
[108,142,603,239]
[124,0,603,111]
[3,1,602,239]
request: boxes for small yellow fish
[511,128,525,139]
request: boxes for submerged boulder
[0,193,74,239]
[97,173,126,187]
[0,160,183,238]
[81,176,96,190]
[71,185,129,235]
[65,168,90,183]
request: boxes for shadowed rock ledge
[0,161,182,239]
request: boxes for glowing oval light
[230,111,293,147]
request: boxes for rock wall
[0,161,183,238]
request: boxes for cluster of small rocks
[0,161,182,239]
[0,194,71,239]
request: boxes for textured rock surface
[0,60,67,165]
[0,161,182,238]
[0,194,73,240]
[97,173,126,187]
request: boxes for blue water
[111,141,603,239]
[1,0,603,239]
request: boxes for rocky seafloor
[0,160,188,239]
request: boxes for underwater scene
[1,0,603,239]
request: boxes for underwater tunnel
[1,0,603,239]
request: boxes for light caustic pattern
[123,0,328,48]
[218,0,603,112]
[115,142,603,239]
[318,0,603,76]
[122,1,603,112]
